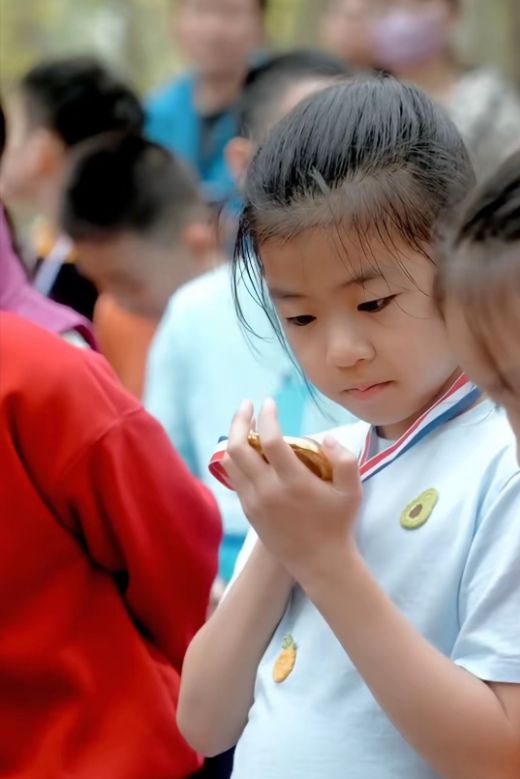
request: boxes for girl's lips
[343,382,393,400]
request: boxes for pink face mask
[370,7,449,70]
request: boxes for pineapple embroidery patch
[400,488,439,530]
[273,634,297,683]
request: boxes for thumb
[322,435,361,497]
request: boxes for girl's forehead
[260,225,432,288]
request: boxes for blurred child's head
[176,0,267,80]
[438,150,520,449]
[0,57,143,217]
[226,50,348,189]
[234,77,475,438]
[322,0,461,73]
[61,134,215,318]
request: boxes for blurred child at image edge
[439,149,520,453]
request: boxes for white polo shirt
[231,400,520,779]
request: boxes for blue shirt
[144,265,354,580]
[146,74,236,202]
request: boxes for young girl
[178,78,520,778]
[439,149,520,453]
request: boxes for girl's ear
[225,137,254,190]
[182,220,219,270]
[29,127,67,177]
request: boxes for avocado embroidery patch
[400,488,439,530]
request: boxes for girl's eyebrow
[269,271,384,300]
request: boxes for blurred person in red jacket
[0,312,221,778]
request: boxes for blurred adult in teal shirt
[146,0,268,203]
[144,52,353,585]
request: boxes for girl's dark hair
[233,76,475,336]
[61,133,203,245]
[20,56,144,148]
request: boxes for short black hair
[237,50,349,141]
[61,133,204,245]
[20,56,144,148]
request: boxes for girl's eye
[286,315,316,327]
[358,295,396,313]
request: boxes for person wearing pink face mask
[366,0,520,180]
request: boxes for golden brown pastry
[247,432,333,481]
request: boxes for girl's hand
[223,398,362,580]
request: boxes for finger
[322,436,361,496]
[257,398,310,481]
[223,452,254,494]
[227,400,270,480]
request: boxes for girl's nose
[325,324,375,370]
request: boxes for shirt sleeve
[451,471,520,683]
[144,297,201,475]
[54,406,221,671]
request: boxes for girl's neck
[378,368,464,441]
[394,53,461,104]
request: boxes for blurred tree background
[1,0,519,98]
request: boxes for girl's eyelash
[286,296,397,324]
[357,295,397,313]
[286,315,316,327]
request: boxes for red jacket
[0,313,221,778]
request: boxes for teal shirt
[144,265,354,580]
[146,74,236,203]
